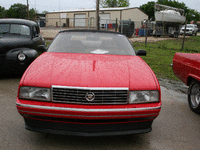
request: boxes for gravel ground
[158,78,188,94]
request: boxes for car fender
[41,37,46,46]
[187,74,200,86]
[6,48,38,61]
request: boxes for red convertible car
[16,30,161,136]
[173,52,200,114]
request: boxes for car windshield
[185,25,194,28]
[48,32,136,56]
[0,24,9,34]
[0,24,30,35]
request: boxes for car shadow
[0,73,22,80]
[30,133,151,149]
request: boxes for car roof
[0,18,37,26]
[59,29,122,35]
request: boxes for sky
[1,0,200,13]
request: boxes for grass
[133,36,200,80]
[45,41,52,47]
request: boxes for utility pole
[27,0,29,19]
[96,0,99,30]
[59,0,61,31]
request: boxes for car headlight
[18,53,26,61]
[129,91,159,104]
[19,86,51,101]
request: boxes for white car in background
[180,24,198,36]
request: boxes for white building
[45,7,148,29]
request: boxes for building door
[99,14,110,28]
[75,14,86,27]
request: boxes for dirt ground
[40,27,195,42]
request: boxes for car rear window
[48,32,136,56]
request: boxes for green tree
[6,3,36,20]
[29,8,36,20]
[42,11,49,14]
[0,6,6,18]
[6,3,27,19]
[186,9,200,23]
[139,1,155,20]
[100,0,129,8]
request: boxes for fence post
[88,18,90,29]
[182,19,187,50]
[59,14,61,31]
[106,19,107,30]
[115,18,118,32]
[121,20,123,34]
[145,20,148,46]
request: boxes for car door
[32,25,42,50]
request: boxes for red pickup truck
[173,52,200,114]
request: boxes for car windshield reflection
[48,32,136,56]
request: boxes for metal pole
[115,18,118,32]
[182,19,187,50]
[121,20,123,34]
[106,19,107,30]
[88,18,90,29]
[96,0,99,30]
[145,20,148,46]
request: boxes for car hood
[0,34,31,52]
[21,52,159,90]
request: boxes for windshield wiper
[10,33,21,35]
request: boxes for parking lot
[0,76,200,150]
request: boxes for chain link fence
[45,17,145,37]
[43,17,199,51]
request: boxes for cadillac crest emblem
[85,92,95,102]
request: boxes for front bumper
[16,99,161,136]
[180,31,193,35]
[24,117,153,136]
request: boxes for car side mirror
[136,49,146,56]
[37,45,47,52]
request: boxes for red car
[173,52,200,114]
[16,30,161,136]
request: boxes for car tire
[195,32,197,36]
[188,79,200,114]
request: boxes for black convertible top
[0,18,37,26]
[59,29,121,35]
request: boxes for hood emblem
[85,92,95,102]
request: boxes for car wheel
[188,79,200,114]
[195,32,197,36]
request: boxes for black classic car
[0,19,46,74]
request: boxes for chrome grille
[52,86,128,104]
